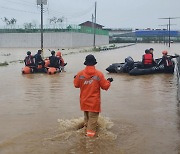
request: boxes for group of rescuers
[23,48,174,138]
[142,48,175,69]
[24,49,66,72]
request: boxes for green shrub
[0,61,9,66]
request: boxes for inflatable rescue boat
[106,56,176,75]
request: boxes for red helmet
[162,50,168,55]
[56,51,62,57]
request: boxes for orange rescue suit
[74,66,111,112]
[143,53,153,64]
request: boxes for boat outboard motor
[122,56,134,72]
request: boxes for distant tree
[1,17,17,28]
[57,17,64,28]
[57,17,64,23]
[49,17,56,25]
[10,18,17,25]
[2,17,10,26]
[49,16,64,28]
[23,22,36,29]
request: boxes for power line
[4,0,36,7]
[0,5,39,14]
[45,4,94,19]
[159,17,180,47]
[0,1,94,20]
[0,1,95,27]
[158,24,177,45]
[159,24,177,29]
[10,0,36,5]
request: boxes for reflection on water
[0,44,180,154]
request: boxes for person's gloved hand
[107,78,113,82]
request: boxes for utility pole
[41,3,43,51]
[159,24,176,45]
[168,18,170,47]
[37,0,47,52]
[93,1,97,48]
[92,14,94,30]
[159,17,180,47]
[159,24,168,45]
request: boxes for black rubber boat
[129,63,175,75]
[106,56,176,75]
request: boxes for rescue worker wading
[74,54,113,137]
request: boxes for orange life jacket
[74,66,111,112]
[143,54,153,64]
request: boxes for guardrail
[175,54,180,104]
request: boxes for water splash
[57,117,84,132]
[47,116,117,141]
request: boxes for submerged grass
[0,61,9,66]
[9,60,23,63]
[0,60,23,66]
[63,47,99,55]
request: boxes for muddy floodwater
[0,43,180,154]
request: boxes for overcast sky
[0,0,180,30]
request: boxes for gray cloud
[0,0,179,30]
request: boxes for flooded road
[0,43,180,154]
